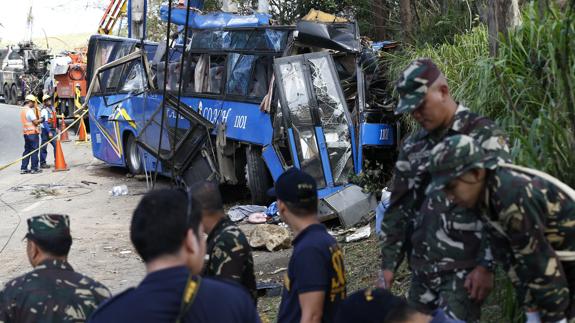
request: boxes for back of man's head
[189,181,223,215]
[131,189,202,262]
[26,214,72,257]
[384,303,430,323]
[268,168,318,217]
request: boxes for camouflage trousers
[408,268,481,323]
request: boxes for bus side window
[194,54,225,95]
[249,56,271,98]
[207,55,225,94]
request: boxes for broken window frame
[273,52,356,188]
[136,93,214,172]
[90,50,154,108]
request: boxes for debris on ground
[228,204,267,222]
[31,187,60,198]
[109,184,129,196]
[248,212,268,224]
[345,224,371,243]
[248,224,291,251]
[81,180,98,185]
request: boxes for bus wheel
[2,85,9,103]
[10,85,18,105]
[245,145,272,205]
[125,133,143,175]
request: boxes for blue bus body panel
[360,123,395,146]
[262,145,285,181]
[176,97,273,146]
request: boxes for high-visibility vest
[43,107,57,129]
[20,107,39,135]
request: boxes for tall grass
[383,3,575,187]
[381,3,574,321]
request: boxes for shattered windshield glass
[278,60,326,188]
[308,56,354,185]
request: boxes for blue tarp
[160,6,270,28]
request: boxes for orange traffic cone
[76,117,88,142]
[59,115,70,142]
[53,139,69,172]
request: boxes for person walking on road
[40,94,57,169]
[20,95,43,174]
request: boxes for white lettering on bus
[233,115,248,129]
[379,128,389,141]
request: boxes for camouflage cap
[26,214,71,240]
[395,58,441,115]
[426,135,500,194]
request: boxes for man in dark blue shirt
[89,189,260,323]
[334,288,464,323]
[269,168,346,323]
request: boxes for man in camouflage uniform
[0,214,110,322]
[427,134,575,323]
[378,58,511,321]
[190,181,257,302]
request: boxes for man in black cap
[89,189,260,323]
[270,168,346,323]
[334,288,464,323]
[378,58,511,321]
[0,214,111,322]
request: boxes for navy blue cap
[267,168,317,204]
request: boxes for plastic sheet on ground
[227,204,267,222]
[345,224,371,243]
[248,224,291,251]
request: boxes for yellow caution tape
[0,108,89,172]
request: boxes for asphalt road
[0,103,25,166]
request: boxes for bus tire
[10,85,18,105]
[124,133,143,175]
[245,145,272,205]
[3,85,9,103]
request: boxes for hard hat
[24,94,38,103]
[42,94,51,102]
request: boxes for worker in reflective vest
[20,95,43,174]
[40,94,57,169]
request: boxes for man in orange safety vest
[20,95,44,174]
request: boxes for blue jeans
[40,129,56,165]
[21,134,39,171]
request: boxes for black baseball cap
[267,168,317,204]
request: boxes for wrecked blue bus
[86,13,398,227]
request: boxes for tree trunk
[399,0,413,43]
[440,0,449,15]
[487,0,499,56]
[487,0,520,56]
[373,0,386,40]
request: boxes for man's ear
[439,83,450,100]
[184,229,199,255]
[470,168,486,182]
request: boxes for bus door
[273,52,356,191]
[274,52,376,227]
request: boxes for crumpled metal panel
[296,21,360,53]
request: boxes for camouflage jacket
[0,259,111,323]
[380,104,511,273]
[204,218,257,302]
[480,167,575,322]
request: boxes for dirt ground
[0,137,511,322]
